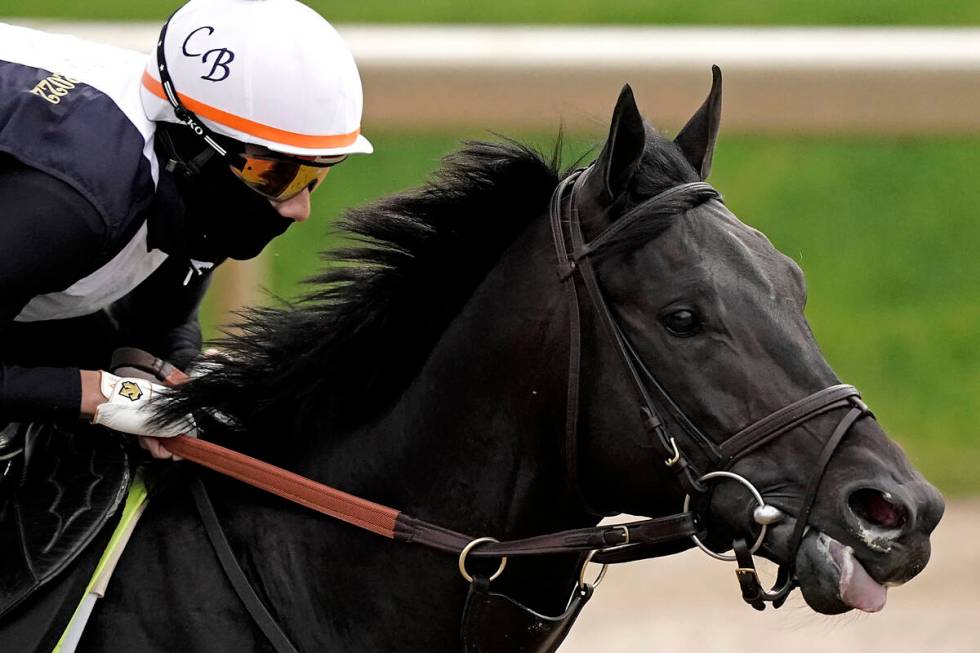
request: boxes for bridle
[548,166,875,609]
[144,166,876,651]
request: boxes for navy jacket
[0,24,210,421]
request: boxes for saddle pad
[0,421,129,618]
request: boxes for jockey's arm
[0,156,108,423]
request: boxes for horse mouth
[795,530,889,614]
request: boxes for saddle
[0,421,129,619]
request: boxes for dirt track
[562,499,979,652]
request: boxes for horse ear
[674,65,723,180]
[590,84,647,202]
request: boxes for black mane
[157,132,697,448]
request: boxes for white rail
[4,20,980,133]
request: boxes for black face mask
[179,157,293,261]
[156,123,294,262]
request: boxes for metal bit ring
[683,471,771,562]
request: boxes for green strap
[52,469,150,652]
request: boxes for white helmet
[141,0,372,157]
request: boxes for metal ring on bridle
[458,537,508,584]
[578,549,608,590]
[683,471,769,562]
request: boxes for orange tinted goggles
[229,149,347,202]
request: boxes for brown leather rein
[161,433,695,562]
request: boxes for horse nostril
[848,487,909,530]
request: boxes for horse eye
[661,309,701,337]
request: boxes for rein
[163,434,697,560]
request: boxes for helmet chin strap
[156,125,217,179]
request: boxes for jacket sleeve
[0,158,110,421]
[106,255,214,372]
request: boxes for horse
[23,69,945,651]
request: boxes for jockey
[0,0,371,461]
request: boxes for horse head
[569,68,944,614]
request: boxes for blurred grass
[715,138,980,497]
[205,132,979,495]
[4,0,980,25]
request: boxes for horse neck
[300,213,594,539]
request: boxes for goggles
[229,146,347,202]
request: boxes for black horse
[39,72,945,650]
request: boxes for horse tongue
[828,539,887,612]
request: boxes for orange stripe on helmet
[142,71,360,149]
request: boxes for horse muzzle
[791,475,944,614]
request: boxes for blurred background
[2,2,977,650]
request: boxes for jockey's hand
[91,372,196,459]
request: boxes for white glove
[91,372,197,438]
